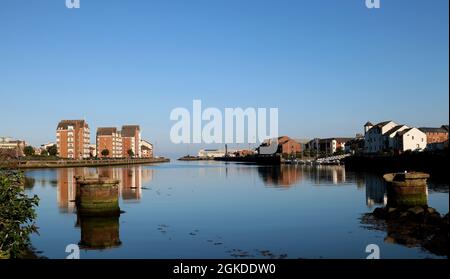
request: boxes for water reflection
[77,216,122,250]
[258,165,347,187]
[256,165,396,209]
[22,162,449,259]
[365,174,388,208]
[56,166,154,212]
[257,166,303,187]
[47,164,430,211]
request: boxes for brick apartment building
[121,125,141,158]
[277,136,302,156]
[419,126,449,144]
[56,120,90,159]
[96,127,123,158]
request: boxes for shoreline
[2,157,170,170]
[343,152,448,179]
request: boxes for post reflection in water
[76,215,122,250]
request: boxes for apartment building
[121,125,141,158]
[0,137,26,158]
[56,120,90,159]
[96,127,123,158]
[140,139,153,158]
[419,126,449,144]
[307,137,352,154]
[277,136,302,156]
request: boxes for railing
[315,154,351,164]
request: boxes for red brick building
[121,125,141,158]
[96,127,123,158]
[56,120,90,159]
[419,126,449,144]
[277,136,302,156]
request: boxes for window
[412,136,414,140]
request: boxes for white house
[393,128,427,152]
[385,125,410,149]
[364,121,398,153]
[364,121,427,153]
[140,139,153,158]
[198,149,237,158]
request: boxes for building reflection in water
[257,165,388,208]
[57,166,153,212]
[57,168,94,213]
[305,166,347,185]
[258,165,347,187]
[258,166,303,187]
[365,174,388,208]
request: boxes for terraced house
[56,120,90,159]
[364,121,427,153]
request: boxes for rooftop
[419,127,449,133]
[385,125,408,136]
[57,120,89,129]
[121,125,140,137]
[97,127,119,136]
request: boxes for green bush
[23,146,35,156]
[47,145,58,156]
[0,171,39,259]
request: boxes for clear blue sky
[0,0,448,157]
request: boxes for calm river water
[23,161,449,259]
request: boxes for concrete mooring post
[75,175,121,216]
[383,172,429,207]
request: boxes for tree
[23,146,35,156]
[101,149,110,157]
[47,144,57,156]
[127,149,134,158]
[334,147,345,156]
[0,171,39,258]
[40,149,49,156]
